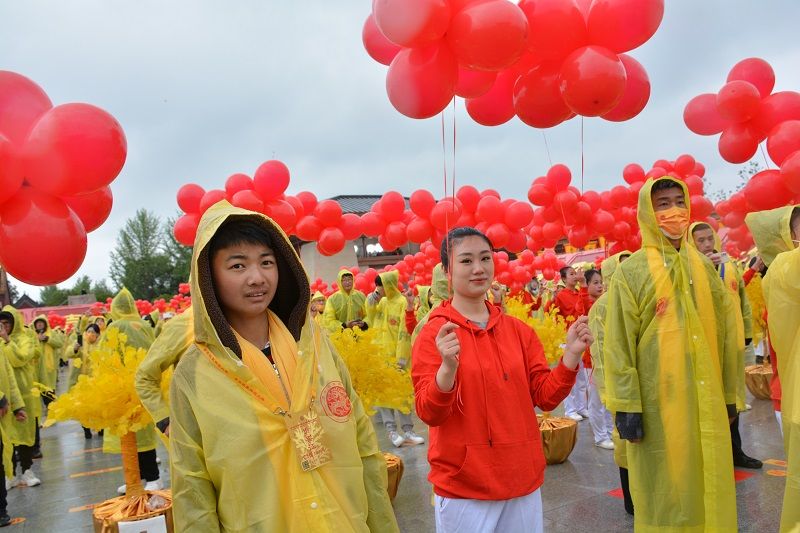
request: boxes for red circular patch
[321,381,352,422]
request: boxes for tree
[706,161,761,202]
[40,285,69,307]
[109,209,186,300]
[7,281,19,304]
[91,279,114,302]
[163,213,193,291]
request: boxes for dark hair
[85,324,101,335]
[619,253,631,262]
[749,256,767,275]
[440,227,493,272]
[209,219,273,259]
[340,272,353,279]
[374,274,383,287]
[559,266,573,280]
[584,269,601,284]
[691,222,712,235]
[791,206,800,233]
[651,177,683,194]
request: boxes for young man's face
[34,320,47,334]
[651,187,687,212]
[0,319,11,335]
[341,274,354,292]
[692,227,716,255]
[449,236,493,299]
[212,242,279,322]
[84,328,98,343]
[375,285,385,298]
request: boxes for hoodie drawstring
[468,327,494,447]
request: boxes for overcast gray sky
[2,0,798,298]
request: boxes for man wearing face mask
[603,177,740,531]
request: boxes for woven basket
[383,452,404,501]
[744,364,773,400]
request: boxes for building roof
[328,195,409,215]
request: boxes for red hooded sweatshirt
[411,300,578,501]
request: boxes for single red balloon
[622,163,645,184]
[360,212,386,236]
[767,120,800,166]
[456,185,481,212]
[225,173,254,198]
[683,93,730,136]
[587,0,664,53]
[514,62,573,128]
[199,189,226,213]
[750,91,800,139]
[314,199,343,227]
[559,46,627,117]
[465,70,517,126]
[231,190,264,213]
[719,123,759,164]
[0,187,87,285]
[317,227,346,256]
[410,189,437,217]
[527,183,553,206]
[24,103,127,196]
[519,0,587,61]
[601,54,650,122]
[447,0,528,72]
[373,0,451,48]
[727,58,775,99]
[386,42,458,120]
[295,216,324,241]
[339,213,363,240]
[407,217,434,243]
[476,195,504,224]
[743,169,791,211]
[177,183,205,214]
[63,186,113,233]
[381,191,406,222]
[673,154,696,176]
[505,201,534,229]
[592,209,615,234]
[780,150,800,193]
[455,68,498,99]
[546,164,572,191]
[0,71,53,146]
[716,80,761,123]
[173,213,201,246]
[362,14,402,66]
[0,135,23,205]
[581,191,602,211]
[254,160,290,201]
[296,191,318,214]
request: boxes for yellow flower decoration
[45,328,153,436]
[328,327,414,415]
[506,295,567,365]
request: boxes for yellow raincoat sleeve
[587,294,608,402]
[738,272,754,340]
[602,269,643,414]
[326,337,399,533]
[136,322,191,425]
[4,357,24,413]
[718,281,743,408]
[3,333,35,372]
[322,296,344,333]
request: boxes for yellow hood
[745,206,796,267]
[379,270,400,299]
[600,251,631,280]
[336,269,354,294]
[190,200,310,356]
[311,291,325,302]
[110,288,139,321]
[32,313,50,334]
[430,263,451,305]
[0,305,25,337]
[638,177,691,250]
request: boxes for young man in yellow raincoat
[102,288,162,495]
[689,222,763,472]
[0,319,25,525]
[587,251,632,515]
[366,271,425,448]
[135,307,194,441]
[33,316,63,404]
[746,205,800,532]
[169,200,398,533]
[322,270,367,333]
[603,177,740,531]
[0,306,41,488]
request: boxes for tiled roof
[328,195,410,215]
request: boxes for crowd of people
[0,177,797,532]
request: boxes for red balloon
[554,189,578,212]
[314,199,343,226]
[673,154,696,176]
[514,62,573,128]
[581,190,602,211]
[455,68,497,99]
[716,80,761,123]
[231,190,264,212]
[173,213,201,246]
[723,212,744,229]
[199,189,226,213]
[767,120,800,166]
[384,221,408,247]
[296,191,318,214]
[482,189,501,199]
[24,103,127,196]
[612,220,631,241]
[284,195,305,220]
[410,189,436,217]
[525,184,551,207]
[684,175,704,196]
[386,42,458,120]
[568,225,590,248]
[476,195,504,224]
[317,227,346,256]
[587,0,664,53]
[519,0,587,61]
[505,201,534,229]
[225,173,253,198]
[456,185,481,212]
[719,123,759,164]
[727,57,775,99]
[0,71,53,146]
[485,223,510,249]
[728,192,747,213]
[602,54,650,122]
[253,160,290,201]
[692,162,706,178]
[690,195,713,220]
[546,164,572,191]
[559,46,626,117]
[750,91,800,139]
[507,230,527,253]
[610,185,631,208]
[362,14,401,66]
[683,93,730,136]
[465,70,517,126]
[0,187,87,285]
[407,217,434,243]
[592,209,615,234]
[572,201,593,225]
[295,216,324,241]
[430,200,462,230]
[542,221,563,241]
[781,150,800,193]
[63,186,113,233]
[744,170,793,211]
[622,163,645,184]
[360,212,386,236]
[714,200,731,217]
[0,135,22,205]
[264,200,297,232]
[373,0,451,48]
[176,183,205,214]
[381,191,406,222]
[447,0,528,72]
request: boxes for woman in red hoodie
[411,227,593,533]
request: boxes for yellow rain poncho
[411,263,450,345]
[587,251,629,468]
[603,178,739,532]
[0,338,23,477]
[688,222,753,410]
[748,206,799,532]
[367,271,411,368]
[32,314,63,394]
[135,307,193,430]
[322,270,367,333]
[415,286,431,322]
[102,288,158,454]
[1,306,37,447]
[169,201,398,532]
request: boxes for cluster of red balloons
[364,0,663,127]
[46,312,67,330]
[132,292,192,317]
[0,71,127,285]
[684,58,800,164]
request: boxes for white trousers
[434,489,543,533]
[776,410,783,436]
[378,408,413,432]
[564,362,588,416]
[587,371,613,443]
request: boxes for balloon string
[452,99,457,209]
[542,132,553,167]
[580,117,585,194]
[759,144,771,170]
